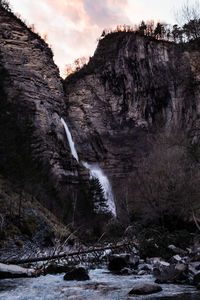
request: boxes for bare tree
[174,0,200,41]
[128,132,200,227]
[0,0,11,11]
[64,56,89,78]
[175,0,200,25]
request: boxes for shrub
[128,132,200,228]
[20,215,37,237]
[103,219,124,240]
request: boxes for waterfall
[61,118,116,216]
[61,118,79,162]
[82,162,116,216]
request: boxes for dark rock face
[63,267,90,281]
[64,33,200,221]
[128,283,162,295]
[0,6,88,222]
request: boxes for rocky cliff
[0,6,88,223]
[64,32,200,220]
[1,4,200,225]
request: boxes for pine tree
[89,178,108,213]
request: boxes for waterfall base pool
[0,268,200,300]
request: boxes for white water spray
[82,162,116,216]
[61,118,116,216]
[61,118,79,162]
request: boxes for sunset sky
[9,0,189,76]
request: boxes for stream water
[0,268,200,300]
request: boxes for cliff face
[0,7,87,221]
[64,33,200,220]
[1,5,200,224]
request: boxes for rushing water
[82,162,116,216]
[61,118,79,162]
[0,268,199,300]
[61,118,116,216]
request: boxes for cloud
[82,0,130,27]
[9,0,132,76]
[9,0,184,76]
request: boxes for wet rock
[138,263,152,272]
[170,255,183,264]
[132,247,139,255]
[139,259,145,264]
[138,270,146,275]
[153,262,189,284]
[108,255,127,272]
[128,283,162,295]
[44,263,70,275]
[168,245,187,255]
[129,255,140,267]
[108,254,139,272]
[146,257,164,265]
[63,267,90,281]
[120,267,137,275]
[189,244,200,261]
[0,263,35,279]
[188,262,200,277]
[138,263,153,275]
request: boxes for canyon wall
[64,32,200,220]
[0,6,88,222]
[1,5,200,224]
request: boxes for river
[0,268,200,299]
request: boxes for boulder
[108,254,139,272]
[0,263,35,279]
[138,270,146,275]
[138,263,152,272]
[44,263,70,275]
[129,255,140,267]
[188,262,200,276]
[128,283,162,295]
[168,245,187,255]
[146,257,164,265]
[153,262,188,284]
[170,255,183,264]
[120,267,137,275]
[63,267,89,281]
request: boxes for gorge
[0,1,200,248]
[1,1,200,299]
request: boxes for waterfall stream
[61,117,79,162]
[82,162,116,216]
[61,118,116,216]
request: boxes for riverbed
[0,268,200,299]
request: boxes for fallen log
[2,241,136,265]
[0,263,35,279]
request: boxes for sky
[9,0,190,77]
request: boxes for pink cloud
[10,0,132,76]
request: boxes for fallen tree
[2,240,136,265]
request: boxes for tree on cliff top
[0,0,11,11]
[175,0,200,40]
